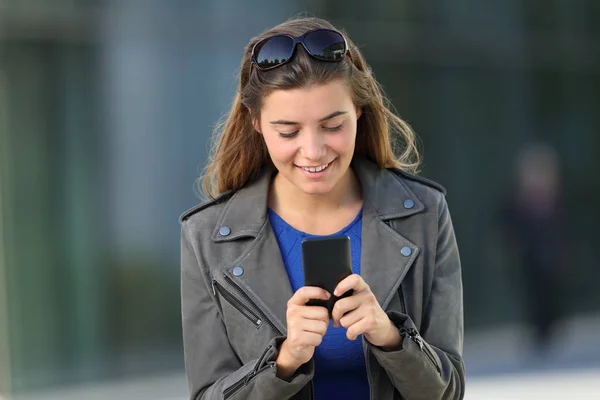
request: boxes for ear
[355,105,363,120]
[250,113,262,134]
[253,119,262,134]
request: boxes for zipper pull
[211,278,217,296]
[244,370,256,384]
[404,328,424,351]
[414,334,424,351]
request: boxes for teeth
[302,162,329,173]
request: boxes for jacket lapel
[352,158,426,309]
[222,225,293,334]
[211,167,292,334]
[359,204,421,309]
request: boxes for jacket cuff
[266,336,314,381]
[366,311,442,377]
[249,336,313,398]
[227,337,313,400]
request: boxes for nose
[300,130,326,161]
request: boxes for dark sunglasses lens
[254,36,294,69]
[304,30,346,61]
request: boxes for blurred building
[1,0,599,398]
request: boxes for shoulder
[179,190,233,224]
[388,168,449,216]
[390,168,447,196]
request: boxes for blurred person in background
[500,142,567,351]
[179,17,464,399]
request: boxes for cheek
[332,126,357,152]
[262,134,296,162]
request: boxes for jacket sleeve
[366,196,466,399]
[181,222,313,400]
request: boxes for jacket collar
[211,157,425,242]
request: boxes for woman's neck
[268,167,363,217]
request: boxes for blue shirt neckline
[267,207,363,238]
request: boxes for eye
[323,123,343,132]
[279,131,299,138]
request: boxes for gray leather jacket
[180,157,465,399]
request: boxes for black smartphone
[302,235,354,316]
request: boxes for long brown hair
[201,16,420,198]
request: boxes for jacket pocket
[212,278,263,328]
[212,275,283,335]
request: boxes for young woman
[180,16,465,400]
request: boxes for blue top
[268,208,370,400]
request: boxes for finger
[331,295,361,327]
[339,308,365,329]
[290,331,324,348]
[334,274,369,297]
[305,331,325,347]
[296,305,330,323]
[346,316,369,341]
[289,318,328,336]
[289,286,331,306]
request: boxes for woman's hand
[276,287,330,379]
[331,274,401,350]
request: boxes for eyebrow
[269,110,348,125]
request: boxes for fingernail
[325,292,331,299]
[333,290,339,297]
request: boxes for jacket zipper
[214,275,321,400]
[219,275,282,334]
[222,343,277,399]
[222,375,247,399]
[399,285,406,314]
[403,328,441,374]
[213,278,293,398]
[222,363,274,399]
[212,279,263,327]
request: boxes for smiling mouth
[297,160,334,173]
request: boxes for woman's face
[257,79,361,197]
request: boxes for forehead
[261,80,353,120]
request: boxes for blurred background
[0,1,598,399]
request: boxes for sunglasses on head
[250,28,350,75]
